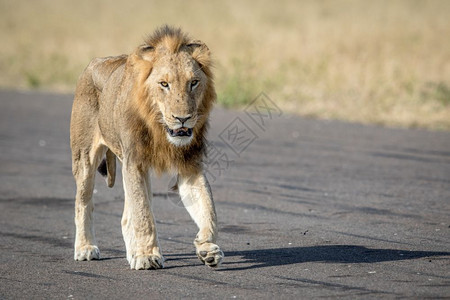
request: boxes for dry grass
[1,0,450,130]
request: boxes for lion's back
[71,55,127,149]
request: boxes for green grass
[218,58,262,108]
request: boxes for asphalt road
[1,90,449,299]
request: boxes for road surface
[1,90,449,299]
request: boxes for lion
[70,26,223,270]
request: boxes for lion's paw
[130,254,164,270]
[196,243,224,268]
[74,245,100,261]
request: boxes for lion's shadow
[216,245,449,271]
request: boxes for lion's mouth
[166,127,193,137]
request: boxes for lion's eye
[160,81,169,88]
[191,80,199,89]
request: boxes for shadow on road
[219,245,450,271]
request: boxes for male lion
[70,26,223,270]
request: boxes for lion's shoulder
[89,55,128,92]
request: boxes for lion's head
[130,26,215,148]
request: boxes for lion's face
[146,51,208,147]
[132,30,214,150]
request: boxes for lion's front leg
[121,162,164,270]
[178,173,224,267]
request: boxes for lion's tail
[97,149,116,188]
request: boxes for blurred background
[1,0,449,130]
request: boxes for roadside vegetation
[1,0,449,130]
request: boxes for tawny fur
[70,25,223,270]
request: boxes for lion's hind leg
[72,141,105,261]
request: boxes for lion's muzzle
[167,127,193,137]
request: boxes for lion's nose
[173,115,191,125]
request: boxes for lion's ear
[186,41,212,69]
[136,44,155,62]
